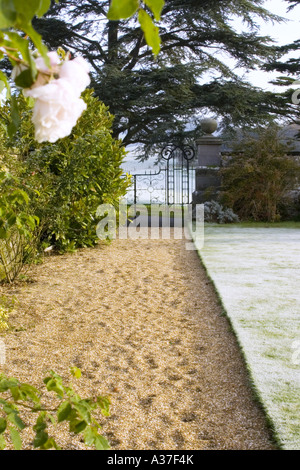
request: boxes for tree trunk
[107,20,119,64]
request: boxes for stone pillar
[192,118,222,206]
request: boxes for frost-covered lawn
[195,223,300,450]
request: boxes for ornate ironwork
[127,145,196,206]
[160,145,195,205]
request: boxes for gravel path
[0,235,276,450]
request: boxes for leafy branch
[0,367,111,450]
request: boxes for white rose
[12,52,61,88]
[35,51,60,74]
[21,52,90,143]
[31,51,61,88]
[24,78,87,143]
[59,56,90,95]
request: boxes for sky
[240,0,300,91]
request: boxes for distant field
[193,224,300,450]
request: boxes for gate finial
[200,118,218,136]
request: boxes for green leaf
[14,67,36,88]
[7,95,21,139]
[7,411,25,430]
[0,12,12,29]
[33,411,47,432]
[69,415,87,434]
[97,396,110,417]
[7,214,17,227]
[7,32,29,60]
[33,411,49,447]
[36,0,51,17]
[28,49,38,79]
[39,437,60,450]
[0,418,7,434]
[83,426,110,450]
[0,435,6,450]
[57,401,72,423]
[144,0,164,21]
[0,80,5,94]
[0,70,11,99]
[107,0,139,20]
[83,426,94,446]
[17,383,40,404]
[73,420,87,434]
[138,9,160,55]
[0,0,17,28]
[22,23,49,65]
[13,0,43,23]
[46,412,56,426]
[45,379,64,397]
[33,430,48,448]
[10,386,20,401]
[70,366,81,379]
[8,189,29,204]
[9,426,22,450]
[73,402,91,424]
[94,434,110,450]
[6,32,38,84]
[43,373,65,398]
[43,376,52,385]
[0,379,11,392]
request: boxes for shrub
[0,171,39,283]
[220,125,300,222]
[204,201,239,224]
[0,90,131,252]
[278,190,300,221]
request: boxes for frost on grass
[197,226,300,450]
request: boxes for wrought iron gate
[127,145,196,205]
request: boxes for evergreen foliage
[220,125,300,222]
[32,0,290,153]
[264,1,300,77]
